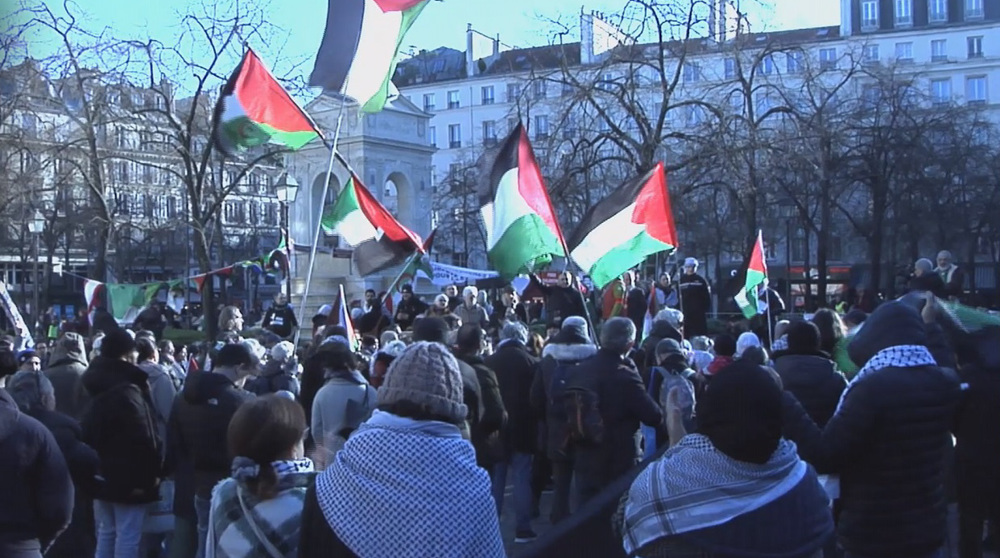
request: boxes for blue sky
[17,0,839,83]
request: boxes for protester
[262,293,298,339]
[444,284,462,310]
[158,340,186,389]
[531,271,588,328]
[246,341,300,398]
[637,308,683,383]
[309,341,376,467]
[43,332,90,419]
[734,331,762,360]
[206,395,314,558]
[134,302,166,340]
[0,355,74,558]
[842,310,867,336]
[811,308,846,358]
[618,360,833,558]
[454,286,490,330]
[18,349,41,372]
[454,323,506,472]
[424,294,454,320]
[935,250,965,300]
[393,284,427,331]
[412,317,483,441]
[568,317,662,506]
[785,300,962,558]
[625,273,649,340]
[642,338,698,459]
[80,328,163,558]
[910,258,947,298]
[707,334,736,376]
[369,339,406,389]
[7,369,99,558]
[217,306,245,337]
[168,343,258,558]
[298,342,506,558]
[136,336,177,458]
[601,275,628,321]
[773,321,847,428]
[678,258,712,337]
[484,321,538,543]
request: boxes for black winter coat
[262,304,298,338]
[954,326,1000,501]
[80,356,162,504]
[457,354,506,467]
[532,275,588,327]
[774,353,848,428]
[485,340,538,455]
[0,390,74,557]
[453,358,483,442]
[785,301,961,558]
[530,341,599,461]
[393,297,428,331]
[166,371,255,499]
[566,349,662,489]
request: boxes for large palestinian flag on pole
[568,162,678,289]
[479,123,566,279]
[212,49,322,157]
[735,230,768,319]
[320,174,424,276]
[309,0,429,113]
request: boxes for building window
[724,58,736,79]
[966,76,987,104]
[863,44,880,63]
[819,48,837,70]
[683,62,701,82]
[562,126,576,140]
[142,164,153,184]
[931,39,948,61]
[422,93,435,111]
[166,197,177,219]
[21,114,37,138]
[117,161,130,184]
[481,85,495,105]
[928,0,948,21]
[786,52,804,73]
[685,105,705,127]
[534,115,549,140]
[428,126,436,147]
[116,127,129,149]
[930,78,952,104]
[447,90,460,109]
[448,124,461,148]
[895,42,914,62]
[533,80,547,100]
[757,56,774,76]
[861,0,879,29]
[966,0,984,19]
[968,36,984,59]
[482,120,497,145]
[506,83,520,103]
[754,92,772,115]
[862,84,881,110]
[895,0,913,25]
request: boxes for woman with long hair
[206,395,314,558]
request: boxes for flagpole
[766,287,774,350]
[377,250,422,310]
[294,92,349,348]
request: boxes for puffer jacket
[43,333,89,419]
[773,353,847,428]
[529,340,598,461]
[786,301,961,558]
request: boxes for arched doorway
[384,171,412,226]
[311,172,340,240]
[383,178,399,215]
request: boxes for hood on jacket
[848,301,927,368]
[182,370,239,404]
[82,356,150,398]
[647,320,683,344]
[138,360,170,382]
[542,342,598,362]
[48,332,88,368]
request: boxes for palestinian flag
[320,174,424,276]
[735,230,768,319]
[334,284,358,349]
[480,123,566,279]
[213,49,322,157]
[309,0,429,113]
[568,163,678,289]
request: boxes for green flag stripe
[220,117,319,151]
[360,3,428,112]
[586,231,674,289]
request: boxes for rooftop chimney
[466,23,475,77]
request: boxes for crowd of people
[1,258,998,558]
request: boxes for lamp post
[27,210,44,337]
[777,200,797,311]
[275,173,299,299]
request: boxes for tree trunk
[194,226,216,340]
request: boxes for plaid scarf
[623,436,809,556]
[835,345,936,414]
[206,459,315,558]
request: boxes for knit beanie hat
[696,359,783,464]
[101,328,137,360]
[559,316,590,345]
[377,341,467,423]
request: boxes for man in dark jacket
[412,317,484,442]
[393,284,427,331]
[636,309,683,386]
[531,272,588,328]
[7,369,98,558]
[567,317,662,507]
[454,324,506,472]
[678,257,711,337]
[43,332,89,420]
[80,328,162,558]
[773,320,847,428]
[262,293,299,339]
[910,258,947,298]
[785,301,961,558]
[167,343,258,558]
[133,302,166,340]
[530,316,598,524]
[0,353,74,558]
[484,321,538,542]
[625,274,649,340]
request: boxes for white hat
[317,304,334,317]
[684,257,699,268]
[270,341,295,362]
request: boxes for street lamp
[27,210,44,337]
[275,173,299,298]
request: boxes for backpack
[563,385,604,446]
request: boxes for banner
[426,261,500,287]
[0,282,34,349]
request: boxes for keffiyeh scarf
[834,345,936,413]
[623,435,809,556]
[315,410,505,558]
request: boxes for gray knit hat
[377,341,467,423]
